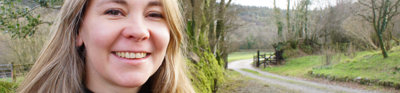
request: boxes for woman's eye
[104,9,124,16]
[147,12,164,19]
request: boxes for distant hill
[227,5,283,50]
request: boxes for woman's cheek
[148,22,170,46]
[151,26,170,51]
[89,23,121,48]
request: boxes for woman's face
[78,0,169,91]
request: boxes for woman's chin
[118,82,145,88]
[113,73,150,88]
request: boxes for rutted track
[228,59,382,93]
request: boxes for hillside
[226,5,279,50]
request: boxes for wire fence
[0,63,33,82]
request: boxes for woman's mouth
[113,52,150,59]
[111,51,151,65]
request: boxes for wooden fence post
[11,62,16,82]
[257,50,260,67]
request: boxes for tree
[291,0,311,41]
[0,0,62,38]
[182,0,234,92]
[301,0,311,40]
[287,0,291,36]
[215,0,232,69]
[274,0,284,40]
[358,0,400,58]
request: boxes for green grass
[312,46,400,84]
[0,76,25,84]
[263,55,324,77]
[262,46,400,87]
[228,52,272,62]
[0,76,25,93]
[0,77,24,93]
[241,68,290,81]
[0,81,17,93]
[241,68,260,75]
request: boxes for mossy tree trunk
[215,0,232,69]
[358,0,400,58]
[183,0,233,92]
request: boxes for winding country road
[228,59,383,93]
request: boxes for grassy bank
[262,46,400,89]
[311,46,400,88]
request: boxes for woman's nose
[121,18,150,42]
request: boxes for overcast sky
[231,0,345,9]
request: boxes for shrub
[0,81,17,93]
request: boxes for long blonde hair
[17,0,194,93]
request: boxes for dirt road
[228,59,383,93]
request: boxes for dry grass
[218,70,287,93]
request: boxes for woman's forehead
[95,0,163,7]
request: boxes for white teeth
[130,53,135,58]
[117,52,121,57]
[116,52,147,59]
[123,52,127,58]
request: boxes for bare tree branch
[357,13,373,22]
[225,0,232,9]
[359,0,373,9]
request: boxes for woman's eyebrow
[148,1,162,7]
[97,0,128,7]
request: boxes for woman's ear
[76,33,84,47]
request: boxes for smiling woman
[17,0,195,93]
